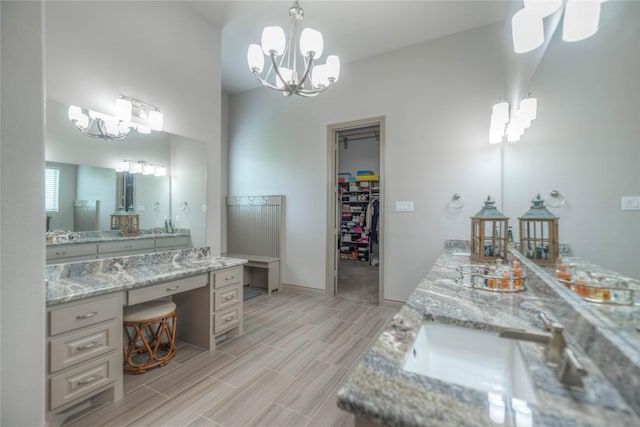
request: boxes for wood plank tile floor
[65,289,398,427]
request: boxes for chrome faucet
[558,348,587,388]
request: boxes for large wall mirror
[503,2,639,350]
[45,98,208,247]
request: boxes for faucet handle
[538,312,553,331]
[558,348,587,388]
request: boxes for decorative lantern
[518,194,558,265]
[110,213,140,237]
[471,196,510,262]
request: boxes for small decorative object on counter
[518,194,558,266]
[555,264,635,305]
[110,212,140,236]
[470,196,509,262]
[456,260,526,292]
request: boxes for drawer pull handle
[124,245,133,249]
[225,276,235,281]
[77,375,101,386]
[224,295,234,301]
[166,286,180,291]
[77,341,99,351]
[76,312,98,319]
[224,315,235,322]
[55,251,66,255]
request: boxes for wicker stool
[123,301,177,374]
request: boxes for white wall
[0,2,46,425]
[229,23,505,301]
[503,1,640,279]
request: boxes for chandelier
[68,95,164,141]
[247,0,340,97]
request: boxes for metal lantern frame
[471,196,510,262]
[518,194,558,266]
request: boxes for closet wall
[339,136,380,176]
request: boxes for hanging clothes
[365,199,379,243]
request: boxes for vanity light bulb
[131,162,143,174]
[154,166,167,177]
[148,110,163,131]
[119,160,130,172]
[563,0,601,42]
[512,8,544,53]
[115,98,132,122]
[142,163,155,175]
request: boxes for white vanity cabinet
[47,293,123,419]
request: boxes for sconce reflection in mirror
[153,202,160,212]
[180,202,189,212]
[449,193,465,209]
[116,160,167,177]
[545,190,566,208]
[68,94,163,141]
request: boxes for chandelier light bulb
[312,64,329,88]
[115,98,132,122]
[563,0,601,42]
[326,55,340,82]
[299,28,324,58]
[148,110,163,131]
[523,0,562,17]
[512,8,544,53]
[261,26,286,56]
[247,44,265,73]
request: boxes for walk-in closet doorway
[326,117,384,305]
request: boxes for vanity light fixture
[247,0,340,97]
[512,0,607,53]
[489,94,537,144]
[68,94,163,141]
[116,160,167,177]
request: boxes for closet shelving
[339,179,379,262]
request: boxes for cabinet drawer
[47,254,97,265]
[213,268,242,289]
[155,236,190,249]
[50,296,120,336]
[213,304,242,335]
[49,353,118,411]
[213,284,242,311]
[98,239,154,255]
[127,274,207,305]
[47,243,97,261]
[50,321,119,374]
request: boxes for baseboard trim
[381,299,404,309]
[281,283,326,296]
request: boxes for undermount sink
[404,323,538,404]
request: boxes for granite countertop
[46,229,191,246]
[337,243,639,426]
[45,247,247,306]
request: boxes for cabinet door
[213,283,242,311]
[98,239,154,256]
[46,244,97,263]
[155,236,190,250]
[213,268,242,289]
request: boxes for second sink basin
[403,323,538,404]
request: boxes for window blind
[45,168,60,212]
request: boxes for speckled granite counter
[46,229,190,246]
[45,247,247,306]
[337,242,640,426]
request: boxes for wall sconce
[116,160,167,177]
[489,94,537,144]
[68,94,163,141]
[512,0,607,54]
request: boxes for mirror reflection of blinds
[45,168,60,212]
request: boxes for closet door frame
[325,116,385,305]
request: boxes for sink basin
[404,323,538,404]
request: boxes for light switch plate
[201,204,207,213]
[395,201,414,212]
[621,196,640,211]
